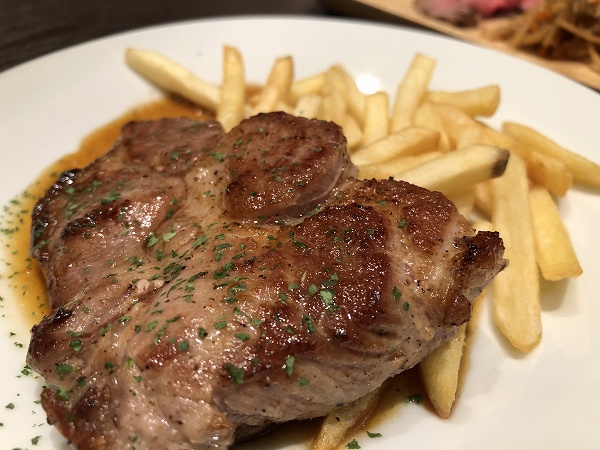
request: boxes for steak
[27,112,506,449]
[414,0,540,26]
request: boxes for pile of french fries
[125,46,600,449]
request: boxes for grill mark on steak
[223,112,357,223]
[27,112,505,449]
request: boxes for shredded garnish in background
[482,0,600,73]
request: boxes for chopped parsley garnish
[235,333,250,341]
[100,191,121,205]
[319,289,335,305]
[214,320,227,329]
[162,230,177,242]
[392,286,402,301]
[177,340,190,352]
[284,355,295,377]
[224,363,244,384]
[302,314,315,333]
[69,339,83,352]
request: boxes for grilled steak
[27,112,506,449]
[414,0,539,26]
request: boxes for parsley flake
[285,355,295,377]
[392,286,402,301]
[224,363,245,384]
[347,439,361,449]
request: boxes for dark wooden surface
[0,0,343,73]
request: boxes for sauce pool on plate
[0,97,207,327]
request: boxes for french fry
[274,99,294,115]
[351,127,439,166]
[395,144,509,195]
[529,185,583,280]
[358,152,442,180]
[342,68,367,127]
[455,122,488,150]
[125,48,220,111]
[483,125,573,197]
[419,324,466,419]
[319,65,348,124]
[315,66,360,146]
[217,46,246,132]
[362,92,389,147]
[474,181,493,218]
[503,122,600,189]
[252,56,294,114]
[320,93,345,124]
[413,101,451,152]
[426,85,500,117]
[339,115,363,151]
[310,384,385,450]
[429,102,481,150]
[473,219,494,233]
[490,152,541,352]
[293,94,322,119]
[291,72,325,103]
[447,188,476,218]
[390,54,436,133]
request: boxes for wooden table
[0,0,336,73]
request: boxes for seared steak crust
[222,112,356,223]
[27,112,505,449]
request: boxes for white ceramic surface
[0,16,598,450]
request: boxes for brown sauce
[0,96,209,328]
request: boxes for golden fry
[351,127,439,166]
[413,101,451,152]
[474,181,493,218]
[339,115,364,151]
[447,188,476,219]
[483,125,573,197]
[362,92,389,146]
[395,144,509,195]
[125,48,220,110]
[455,123,488,150]
[319,65,348,124]
[341,68,366,126]
[293,94,322,119]
[217,46,246,132]
[291,72,325,102]
[503,122,600,189]
[491,152,541,352]
[426,85,500,117]
[390,53,436,133]
[529,185,583,281]
[358,152,442,180]
[419,324,466,419]
[252,55,294,114]
[429,102,480,150]
[310,384,385,450]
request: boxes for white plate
[0,16,599,450]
